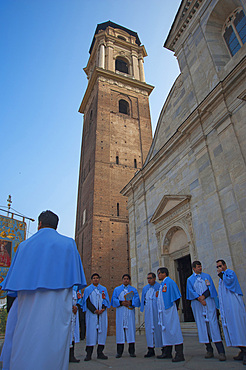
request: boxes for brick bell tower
[75,21,153,334]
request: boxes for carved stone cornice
[79,67,154,113]
[164,0,203,52]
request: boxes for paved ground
[69,334,244,370]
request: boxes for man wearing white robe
[111,274,140,358]
[0,210,86,370]
[140,272,162,357]
[157,267,185,362]
[69,286,80,363]
[217,259,246,365]
[82,273,110,361]
[187,261,226,361]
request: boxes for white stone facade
[122,0,246,326]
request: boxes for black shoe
[69,345,80,363]
[130,353,136,357]
[97,353,108,360]
[144,349,155,358]
[157,352,172,359]
[243,355,246,365]
[234,351,244,361]
[84,356,91,361]
[172,353,185,362]
[116,353,122,358]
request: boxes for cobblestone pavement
[69,334,244,370]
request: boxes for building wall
[76,23,153,333]
[123,0,246,326]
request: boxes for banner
[0,215,26,298]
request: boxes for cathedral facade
[122,0,246,326]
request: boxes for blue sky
[1,0,181,238]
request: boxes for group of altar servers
[82,260,246,365]
[0,210,246,369]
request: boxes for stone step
[181,322,198,337]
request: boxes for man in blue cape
[156,267,185,362]
[82,273,110,361]
[111,274,140,358]
[0,210,86,370]
[140,272,162,357]
[217,259,246,365]
[187,260,225,360]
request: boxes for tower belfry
[75,21,153,333]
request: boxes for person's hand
[201,300,206,306]
[198,295,205,303]
[98,309,105,315]
[72,305,78,314]
[121,300,130,307]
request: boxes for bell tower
[75,21,153,333]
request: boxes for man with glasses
[140,272,162,357]
[187,261,226,361]
[216,259,246,365]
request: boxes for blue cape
[161,277,181,310]
[111,284,140,308]
[187,272,218,300]
[140,282,160,312]
[222,269,243,295]
[82,284,110,312]
[0,228,86,296]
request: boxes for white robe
[116,288,136,344]
[157,283,183,346]
[191,277,221,343]
[85,288,108,346]
[0,298,18,370]
[219,279,246,347]
[70,290,80,345]
[10,288,72,370]
[144,286,162,348]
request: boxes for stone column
[139,58,145,82]
[98,43,105,69]
[106,41,114,72]
[132,52,140,80]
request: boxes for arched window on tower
[115,57,129,74]
[119,99,129,115]
[223,8,246,56]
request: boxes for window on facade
[115,57,129,74]
[82,209,86,225]
[116,156,119,164]
[118,35,126,41]
[119,99,129,115]
[223,8,246,56]
[134,158,137,168]
[117,203,119,217]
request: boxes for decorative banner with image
[0,215,26,298]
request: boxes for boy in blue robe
[111,274,140,358]
[156,267,185,362]
[140,272,162,357]
[187,261,225,360]
[217,259,246,365]
[82,273,110,361]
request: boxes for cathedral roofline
[164,0,203,52]
[89,21,141,54]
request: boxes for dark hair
[157,267,169,276]
[91,273,100,279]
[38,210,59,230]
[216,259,226,265]
[148,272,156,278]
[192,260,201,268]
[122,274,131,280]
